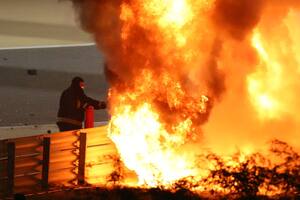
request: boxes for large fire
[71,0,300,197]
[107,0,219,185]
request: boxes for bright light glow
[247,30,283,119]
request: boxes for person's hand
[99,101,107,109]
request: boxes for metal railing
[0,106,116,198]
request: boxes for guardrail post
[42,137,50,190]
[78,132,86,185]
[85,106,94,128]
[7,142,15,196]
[0,140,6,196]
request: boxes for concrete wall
[0,0,92,47]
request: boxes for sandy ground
[0,45,109,138]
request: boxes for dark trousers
[57,122,82,132]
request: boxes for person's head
[71,76,84,89]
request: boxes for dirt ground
[24,187,205,200]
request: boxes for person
[57,76,106,131]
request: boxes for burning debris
[196,140,300,198]
[25,140,300,199]
[102,139,299,198]
[69,0,300,197]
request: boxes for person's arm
[80,91,106,110]
[86,96,106,110]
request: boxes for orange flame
[106,0,217,185]
[107,0,300,186]
[71,0,300,194]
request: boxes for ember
[71,0,300,197]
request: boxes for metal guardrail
[0,125,117,199]
[0,106,116,198]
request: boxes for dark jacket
[57,80,105,125]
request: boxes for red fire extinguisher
[85,105,94,128]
